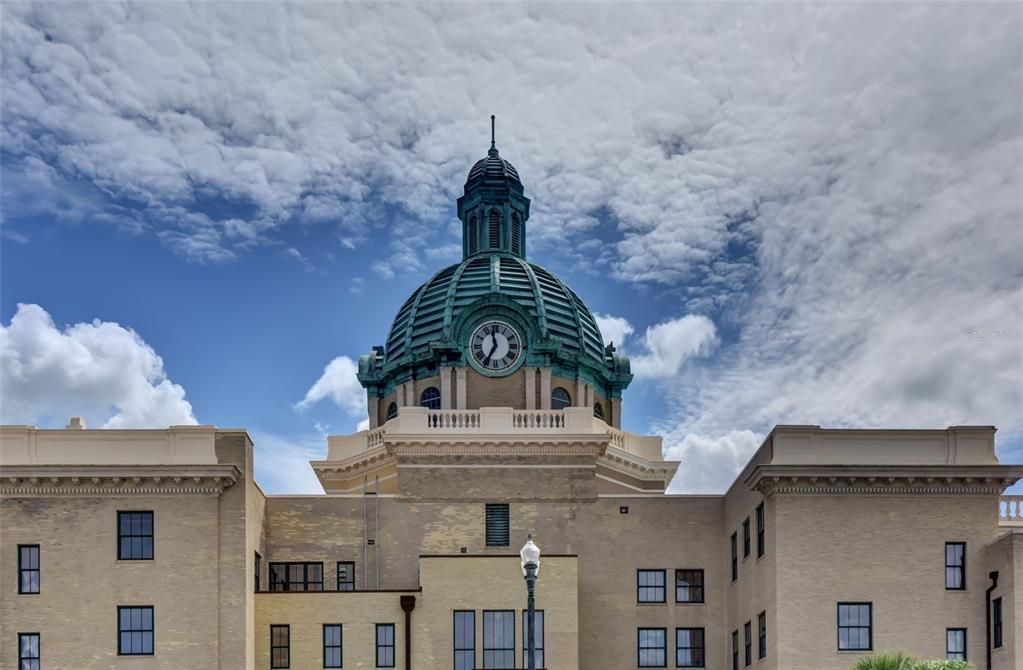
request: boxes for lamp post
[520,534,541,670]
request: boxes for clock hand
[481,335,498,366]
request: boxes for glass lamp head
[520,534,541,576]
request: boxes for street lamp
[520,534,541,670]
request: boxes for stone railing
[1000,495,1023,526]
[424,410,482,429]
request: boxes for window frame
[521,608,545,669]
[482,610,515,669]
[675,627,705,668]
[758,611,767,659]
[271,624,290,669]
[946,627,966,661]
[376,623,396,668]
[551,387,572,410]
[945,542,966,591]
[18,544,40,595]
[117,511,154,561]
[385,402,398,421]
[485,503,510,547]
[637,569,667,603]
[637,627,667,668]
[268,561,324,592]
[675,569,705,604]
[117,605,155,656]
[744,621,752,666]
[337,561,355,591]
[18,632,40,670]
[993,597,1003,648]
[742,518,751,559]
[731,630,739,670]
[837,602,873,651]
[419,386,441,410]
[730,532,738,582]
[454,610,475,670]
[755,502,765,558]
[323,623,342,668]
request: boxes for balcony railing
[1000,495,1023,526]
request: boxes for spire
[489,114,498,155]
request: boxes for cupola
[456,116,531,259]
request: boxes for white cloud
[295,355,366,416]
[664,430,762,494]
[0,303,196,428]
[250,430,325,494]
[594,313,634,348]
[631,315,717,379]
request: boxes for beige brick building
[3,131,1022,670]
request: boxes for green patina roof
[384,253,605,366]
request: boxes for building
[2,124,1022,670]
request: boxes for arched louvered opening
[511,212,521,255]
[385,402,398,421]
[551,387,572,410]
[419,387,441,410]
[489,210,501,249]
[468,215,479,255]
[593,401,605,421]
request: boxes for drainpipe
[400,595,416,669]
[986,571,998,670]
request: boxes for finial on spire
[490,114,496,151]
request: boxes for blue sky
[2,3,1021,494]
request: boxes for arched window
[511,212,521,255]
[419,387,441,410]
[593,401,605,420]
[489,210,501,248]
[468,215,479,254]
[551,387,572,410]
[385,402,398,421]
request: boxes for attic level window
[489,210,501,248]
[420,387,441,410]
[551,387,571,410]
[385,402,398,421]
[469,215,479,254]
[485,503,510,547]
[593,402,605,420]
[269,562,323,592]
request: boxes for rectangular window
[675,569,704,603]
[117,511,154,560]
[758,611,767,659]
[376,624,395,668]
[744,621,752,666]
[742,518,751,558]
[730,532,738,582]
[756,502,765,558]
[323,624,342,668]
[18,633,40,670]
[268,562,324,592]
[837,603,873,651]
[945,542,966,590]
[271,624,290,669]
[255,552,261,592]
[946,628,966,661]
[337,561,355,591]
[731,630,739,670]
[482,610,514,668]
[454,610,475,670]
[485,504,510,547]
[118,606,154,656]
[638,628,666,668]
[637,569,667,603]
[18,545,39,594]
[521,609,544,669]
[675,628,705,668]
[993,597,1002,648]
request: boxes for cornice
[599,447,680,482]
[389,442,605,457]
[0,464,240,497]
[746,464,1023,496]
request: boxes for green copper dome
[384,254,604,366]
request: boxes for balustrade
[999,495,1023,526]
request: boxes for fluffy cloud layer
[0,304,196,428]
[295,355,366,417]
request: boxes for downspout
[400,595,416,669]
[986,571,998,670]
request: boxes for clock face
[470,320,522,373]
